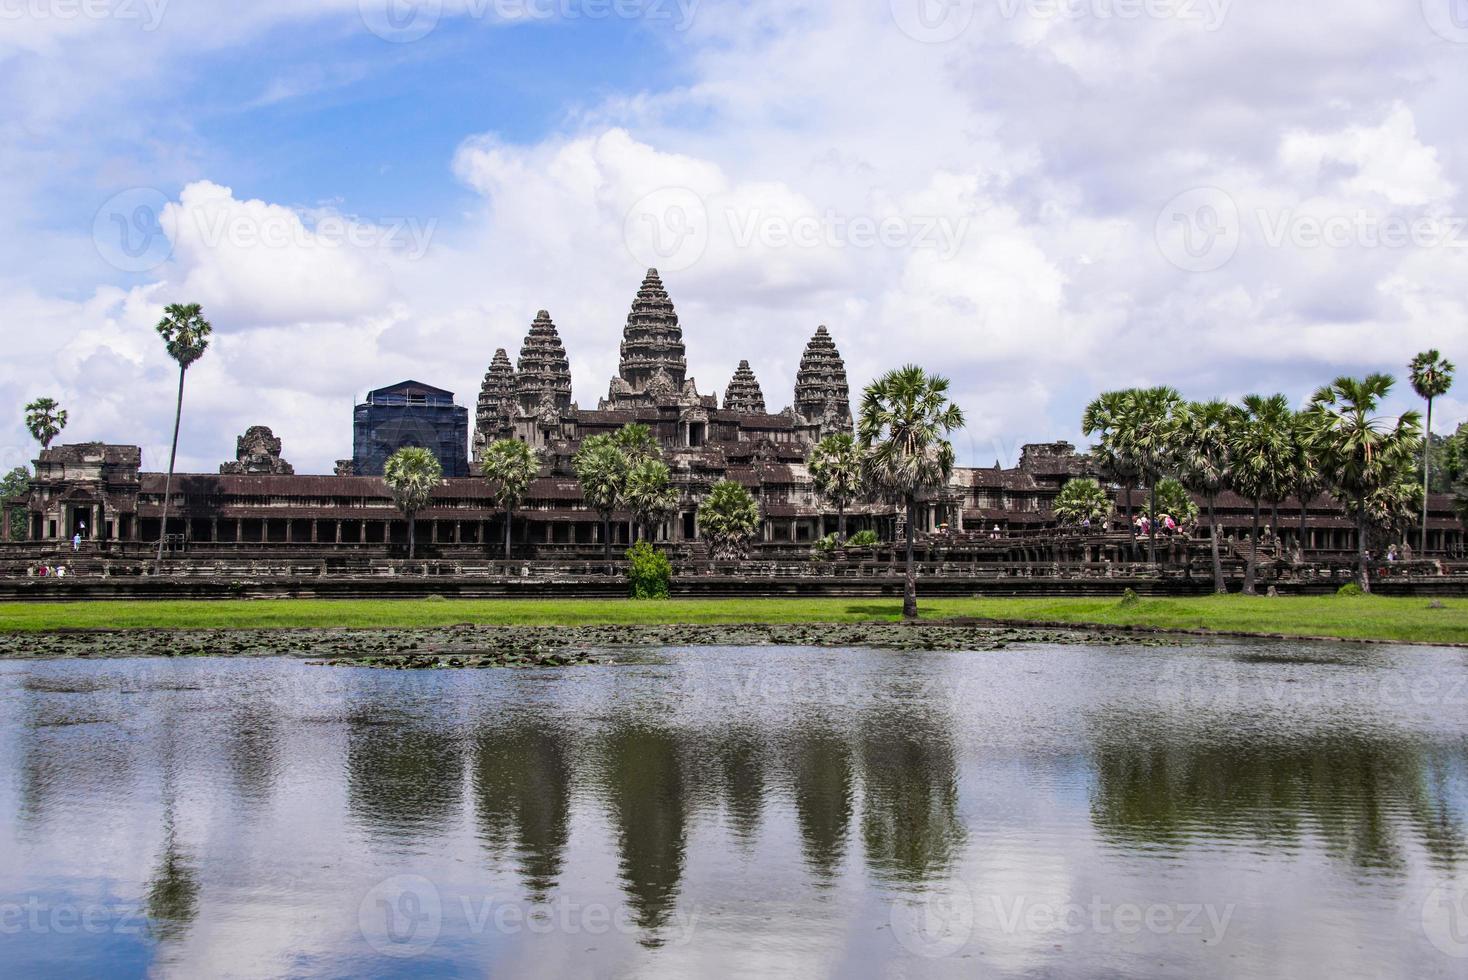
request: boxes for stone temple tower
[515,311,573,419]
[723,360,767,414]
[610,268,687,401]
[473,348,516,461]
[793,325,854,437]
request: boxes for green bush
[1337,583,1364,598]
[1119,588,1140,607]
[846,530,880,548]
[627,541,672,600]
[810,533,839,561]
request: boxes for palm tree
[572,434,629,565]
[1174,400,1236,594]
[1229,394,1295,595]
[698,480,762,558]
[1306,375,1423,593]
[24,398,68,451]
[623,458,680,544]
[154,304,212,561]
[808,433,863,544]
[1409,350,1455,555]
[1082,390,1143,556]
[613,423,660,463]
[858,365,966,621]
[1124,386,1184,564]
[1287,411,1328,556]
[1052,477,1113,529]
[481,439,540,559]
[382,447,443,560]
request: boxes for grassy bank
[0,595,1463,645]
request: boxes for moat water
[1,640,1466,979]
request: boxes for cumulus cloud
[3,0,1467,473]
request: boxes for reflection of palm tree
[791,731,854,883]
[1090,735,1466,872]
[348,724,465,838]
[859,716,966,883]
[147,736,198,945]
[601,724,688,941]
[473,725,572,900]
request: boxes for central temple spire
[617,268,687,394]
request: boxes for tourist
[56,566,66,579]
[72,532,81,552]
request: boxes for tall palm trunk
[602,514,613,564]
[1422,396,1433,555]
[1147,478,1158,565]
[1124,485,1136,557]
[1207,496,1225,594]
[1243,498,1261,595]
[504,507,513,560]
[837,503,847,545]
[1357,501,1371,594]
[903,494,918,620]
[407,511,417,560]
[156,368,186,562]
[1298,499,1309,555]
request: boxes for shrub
[1119,588,1140,607]
[846,530,880,549]
[810,533,839,561]
[627,540,672,600]
[1337,583,1364,598]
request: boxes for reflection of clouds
[967,845,1074,974]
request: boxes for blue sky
[2,1,1466,474]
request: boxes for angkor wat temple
[10,269,1466,565]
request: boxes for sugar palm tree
[808,433,863,544]
[154,304,212,561]
[382,447,443,560]
[1287,410,1328,555]
[1306,375,1423,593]
[623,458,679,544]
[858,365,966,621]
[698,479,762,558]
[482,439,540,559]
[572,434,629,565]
[613,423,660,464]
[1082,390,1143,556]
[23,398,67,450]
[1174,400,1236,594]
[1124,386,1185,564]
[1409,350,1455,555]
[1052,477,1113,529]
[1229,394,1295,595]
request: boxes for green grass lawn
[0,595,1463,644]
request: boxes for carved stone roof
[794,325,853,436]
[723,360,767,414]
[220,426,294,476]
[615,268,686,395]
[515,311,572,416]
